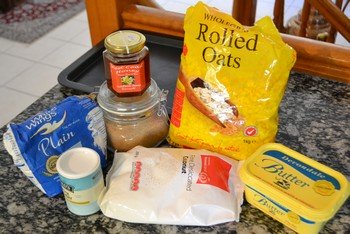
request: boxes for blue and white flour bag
[3,96,107,197]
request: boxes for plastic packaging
[239,143,350,233]
[167,2,296,160]
[98,146,244,226]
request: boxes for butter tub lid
[239,143,350,221]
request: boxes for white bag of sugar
[98,146,244,226]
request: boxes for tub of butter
[239,143,349,234]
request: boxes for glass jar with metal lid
[97,79,169,152]
[103,30,150,97]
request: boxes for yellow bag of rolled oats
[167,2,296,160]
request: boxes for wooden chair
[233,0,350,43]
[297,0,350,43]
[85,0,350,83]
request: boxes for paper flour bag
[3,96,107,197]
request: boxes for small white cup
[56,147,104,216]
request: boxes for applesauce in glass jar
[97,79,169,152]
[103,30,150,97]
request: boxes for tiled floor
[0,0,349,127]
[0,10,91,127]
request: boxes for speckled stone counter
[0,73,349,233]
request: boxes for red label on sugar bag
[197,155,232,192]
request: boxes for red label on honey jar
[110,60,147,95]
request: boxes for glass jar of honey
[103,30,150,97]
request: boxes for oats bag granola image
[168,2,296,160]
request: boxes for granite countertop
[0,73,349,233]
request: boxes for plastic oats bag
[167,2,296,160]
[99,146,244,226]
[3,96,107,197]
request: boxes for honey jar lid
[104,30,146,54]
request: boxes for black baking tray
[58,33,183,112]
